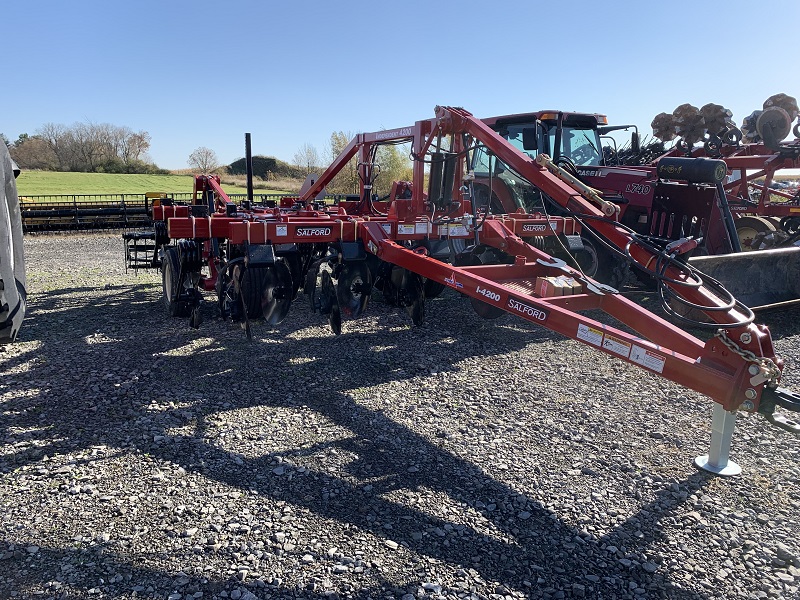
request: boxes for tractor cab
[473,111,611,213]
[483,111,609,164]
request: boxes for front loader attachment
[689,246,800,309]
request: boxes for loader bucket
[688,246,800,310]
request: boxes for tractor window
[474,122,602,172]
[473,122,541,176]
[503,124,539,159]
[548,126,602,166]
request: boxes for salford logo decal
[507,297,549,322]
[296,227,332,237]
[522,224,548,233]
[444,272,464,289]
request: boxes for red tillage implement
[146,106,800,474]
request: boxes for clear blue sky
[5,0,799,171]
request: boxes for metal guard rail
[20,193,344,232]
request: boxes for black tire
[162,247,190,317]
[473,184,507,214]
[234,264,269,320]
[423,279,446,299]
[574,234,627,290]
[280,252,303,300]
[403,271,425,326]
[469,296,506,319]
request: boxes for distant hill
[228,155,304,180]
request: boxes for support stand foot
[694,403,741,477]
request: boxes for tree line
[2,122,415,191]
[207,131,414,196]
[2,122,166,174]
[292,131,413,195]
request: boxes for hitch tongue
[763,412,800,434]
[759,386,800,433]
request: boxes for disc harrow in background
[763,93,799,121]
[672,104,705,146]
[651,112,677,142]
[651,94,798,148]
[700,103,734,136]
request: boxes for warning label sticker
[276,225,288,237]
[630,345,666,373]
[602,333,632,358]
[577,323,603,346]
[415,221,430,234]
[381,223,392,235]
[448,224,469,237]
[398,224,415,235]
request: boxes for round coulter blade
[336,262,372,319]
[259,260,293,325]
[304,258,326,313]
[321,270,341,334]
[394,267,425,326]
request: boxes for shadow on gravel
[0,538,410,599]
[0,283,717,599]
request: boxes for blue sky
[5,0,799,170]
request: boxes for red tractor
[471,99,800,309]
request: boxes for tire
[280,252,302,300]
[161,247,190,317]
[735,216,777,251]
[473,184,508,214]
[573,234,627,289]
[423,279,446,299]
[234,264,268,320]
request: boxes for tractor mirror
[631,131,641,154]
[522,127,538,151]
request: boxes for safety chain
[714,329,782,385]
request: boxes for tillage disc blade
[336,262,372,319]
[399,268,425,326]
[260,261,293,325]
[469,296,506,319]
[321,270,342,335]
[305,258,326,313]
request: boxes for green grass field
[16,171,293,197]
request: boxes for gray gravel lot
[1,233,799,600]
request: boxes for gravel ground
[1,232,799,600]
